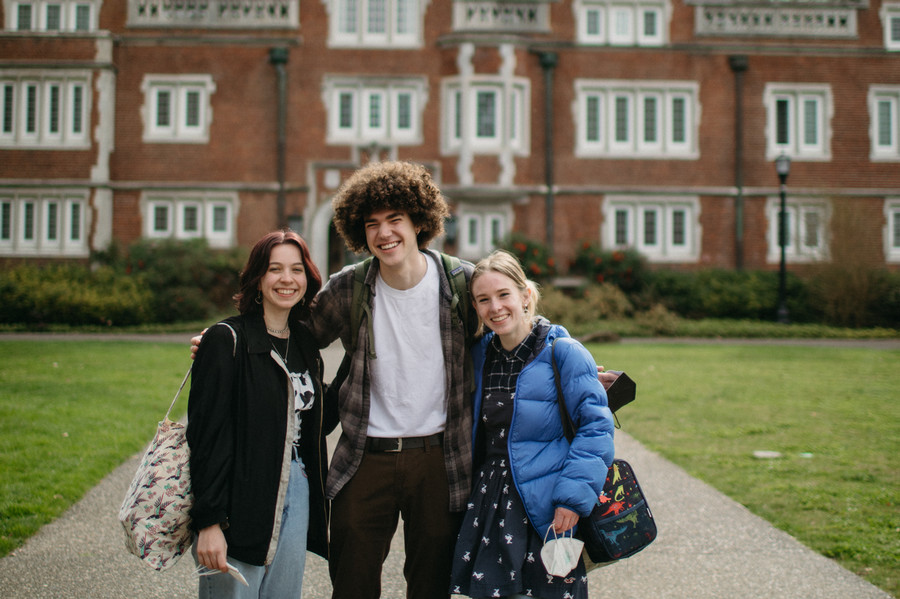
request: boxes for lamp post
[774,153,791,323]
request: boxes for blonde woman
[450,250,615,599]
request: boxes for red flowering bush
[570,242,647,294]
[501,233,557,282]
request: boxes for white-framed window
[0,71,90,148]
[602,196,700,262]
[442,78,530,155]
[869,85,900,161]
[456,206,512,261]
[765,197,829,263]
[575,79,698,158]
[764,84,832,161]
[141,192,237,248]
[323,77,427,145]
[0,190,88,256]
[325,0,423,48]
[5,1,98,31]
[881,2,900,51]
[141,75,216,144]
[575,0,668,46]
[884,199,900,263]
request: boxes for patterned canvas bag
[118,366,194,571]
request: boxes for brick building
[2,0,899,276]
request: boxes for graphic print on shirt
[290,368,314,446]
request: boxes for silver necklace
[271,334,290,364]
[266,324,289,335]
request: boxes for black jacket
[187,312,333,565]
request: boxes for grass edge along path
[584,342,899,598]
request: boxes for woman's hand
[196,524,229,573]
[552,506,580,534]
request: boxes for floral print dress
[450,325,588,599]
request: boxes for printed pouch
[581,459,657,564]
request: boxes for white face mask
[540,525,584,578]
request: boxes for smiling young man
[307,161,476,599]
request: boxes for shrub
[634,303,680,335]
[538,283,632,331]
[0,264,152,326]
[580,283,633,319]
[643,268,814,322]
[570,243,647,294]
[538,286,582,327]
[500,233,557,282]
[807,265,900,328]
[95,238,245,323]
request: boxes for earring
[298,297,306,307]
[255,290,262,304]
[523,303,529,314]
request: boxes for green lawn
[586,342,899,597]
[0,339,897,597]
[0,341,190,556]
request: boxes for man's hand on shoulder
[190,328,208,360]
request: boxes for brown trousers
[328,442,463,599]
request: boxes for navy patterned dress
[450,324,588,599]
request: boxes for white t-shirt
[367,255,447,437]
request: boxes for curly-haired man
[308,161,476,599]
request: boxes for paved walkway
[0,336,895,598]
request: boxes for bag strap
[551,338,620,437]
[551,338,577,443]
[440,252,471,345]
[165,322,238,421]
[163,366,193,422]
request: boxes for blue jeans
[195,459,309,599]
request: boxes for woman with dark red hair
[187,230,334,599]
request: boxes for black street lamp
[775,153,791,323]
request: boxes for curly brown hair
[332,161,450,254]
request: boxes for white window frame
[763,83,833,162]
[323,77,427,145]
[575,79,699,159]
[0,190,88,256]
[456,206,512,261]
[602,196,700,262]
[325,0,423,48]
[880,2,900,51]
[869,85,900,161]
[0,71,90,148]
[4,1,99,31]
[442,77,531,155]
[206,201,233,246]
[142,192,238,249]
[575,0,669,46]
[765,197,829,263]
[176,201,203,240]
[884,199,900,263]
[141,74,216,144]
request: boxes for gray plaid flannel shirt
[307,250,475,512]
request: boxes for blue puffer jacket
[471,323,616,537]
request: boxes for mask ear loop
[543,524,558,545]
[543,524,575,544]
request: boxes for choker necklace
[266,324,289,335]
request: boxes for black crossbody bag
[550,339,658,568]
